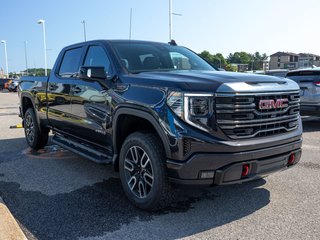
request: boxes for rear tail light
[314,81,320,87]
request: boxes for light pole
[1,40,9,79]
[81,20,87,42]
[37,19,48,76]
[168,0,182,41]
[24,41,29,75]
[169,0,172,41]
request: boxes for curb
[0,197,27,240]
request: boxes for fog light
[200,171,215,179]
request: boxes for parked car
[286,68,320,116]
[8,79,20,92]
[265,69,289,78]
[0,78,9,90]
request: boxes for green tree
[249,52,268,71]
[26,68,51,76]
[227,52,251,64]
[225,64,237,72]
[199,51,227,69]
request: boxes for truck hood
[123,70,299,93]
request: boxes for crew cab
[19,40,302,210]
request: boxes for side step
[52,134,113,164]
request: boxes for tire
[119,132,172,211]
[24,108,49,149]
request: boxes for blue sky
[0,0,319,73]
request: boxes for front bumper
[167,139,302,185]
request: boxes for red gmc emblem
[259,98,288,110]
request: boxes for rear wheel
[24,108,49,149]
[119,132,172,211]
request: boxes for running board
[52,134,112,164]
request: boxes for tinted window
[287,71,320,77]
[59,48,83,77]
[111,42,215,73]
[84,46,110,73]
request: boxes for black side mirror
[79,66,106,81]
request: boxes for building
[269,52,299,70]
[269,52,320,70]
[231,63,248,72]
[298,53,320,68]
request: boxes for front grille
[216,91,300,139]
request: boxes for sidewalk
[0,197,27,240]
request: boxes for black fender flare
[20,92,42,130]
[112,107,171,159]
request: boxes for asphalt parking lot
[0,91,319,240]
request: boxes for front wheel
[24,108,49,149]
[119,132,172,211]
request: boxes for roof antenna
[168,39,177,46]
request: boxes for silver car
[286,68,320,116]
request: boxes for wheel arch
[112,107,171,171]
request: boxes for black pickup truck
[19,40,302,210]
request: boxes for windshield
[110,42,216,73]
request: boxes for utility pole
[81,20,87,42]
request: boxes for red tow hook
[241,164,250,177]
[288,153,295,165]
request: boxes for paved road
[0,92,319,240]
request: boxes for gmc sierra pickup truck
[19,40,302,210]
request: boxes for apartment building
[270,52,320,70]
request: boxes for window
[170,52,192,70]
[84,46,111,73]
[59,48,83,77]
[111,42,215,73]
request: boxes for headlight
[167,91,183,117]
[167,92,215,132]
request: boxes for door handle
[71,86,82,93]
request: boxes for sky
[0,0,320,73]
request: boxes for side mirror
[79,66,106,81]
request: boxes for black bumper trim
[167,139,302,184]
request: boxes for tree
[249,52,268,71]
[227,52,251,64]
[199,51,227,69]
[225,64,237,72]
[26,68,51,76]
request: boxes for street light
[1,40,9,79]
[37,19,48,76]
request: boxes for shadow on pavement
[302,116,320,132]
[0,137,270,240]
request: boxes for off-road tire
[119,132,172,211]
[24,108,49,149]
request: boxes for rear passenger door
[69,45,113,149]
[47,47,84,133]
